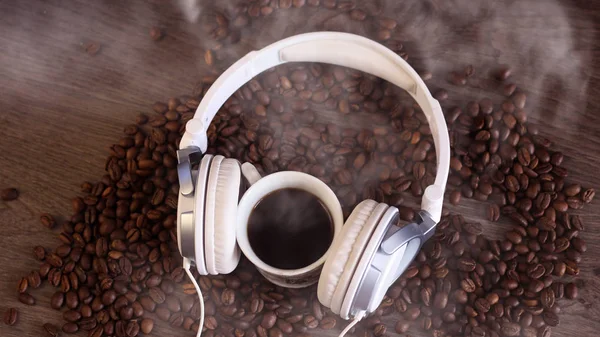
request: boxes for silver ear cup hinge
[415,210,437,242]
[380,210,436,255]
[177,146,203,196]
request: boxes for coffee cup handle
[241,162,262,185]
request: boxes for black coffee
[248,188,334,270]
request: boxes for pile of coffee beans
[5,2,594,337]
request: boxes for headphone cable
[338,311,365,337]
[183,257,205,337]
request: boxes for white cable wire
[338,312,365,337]
[183,257,204,337]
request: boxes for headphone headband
[179,32,450,222]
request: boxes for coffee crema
[247,188,334,270]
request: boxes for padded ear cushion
[204,155,242,275]
[317,200,378,310]
[193,155,213,275]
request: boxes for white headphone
[176,32,451,337]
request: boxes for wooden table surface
[1,0,599,336]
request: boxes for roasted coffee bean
[487,204,500,221]
[251,298,264,313]
[1,187,19,200]
[141,318,154,334]
[102,290,117,305]
[89,326,103,337]
[457,257,476,272]
[453,289,468,304]
[527,264,545,279]
[540,287,555,309]
[156,307,171,322]
[303,315,318,329]
[276,318,293,333]
[420,287,432,306]
[500,322,521,336]
[63,310,81,323]
[40,213,57,229]
[62,322,79,333]
[149,287,166,304]
[3,308,18,326]
[33,245,46,260]
[320,317,337,330]
[127,320,140,336]
[261,312,277,329]
[405,307,420,321]
[145,274,162,288]
[19,292,35,305]
[221,288,236,305]
[460,278,476,293]
[464,222,484,235]
[140,296,156,312]
[565,282,578,299]
[449,190,461,205]
[269,327,283,337]
[543,311,559,326]
[17,277,28,293]
[40,263,52,278]
[65,291,79,309]
[46,253,63,268]
[582,188,595,203]
[572,237,587,253]
[432,291,448,309]
[371,323,386,336]
[79,304,92,318]
[474,298,490,313]
[44,323,60,337]
[395,321,410,333]
[50,291,65,310]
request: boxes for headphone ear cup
[318,200,386,316]
[204,155,242,275]
[339,203,395,320]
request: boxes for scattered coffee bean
[303,315,318,329]
[19,293,35,305]
[17,277,28,294]
[3,308,18,326]
[565,282,578,299]
[495,66,512,80]
[395,321,410,333]
[543,311,559,326]
[40,213,57,229]
[501,322,521,336]
[320,317,336,330]
[141,318,154,334]
[62,322,78,333]
[89,326,104,337]
[487,204,500,221]
[449,190,461,205]
[44,323,60,337]
[1,187,19,201]
[433,292,448,309]
[150,27,163,41]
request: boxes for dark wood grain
[1,0,599,336]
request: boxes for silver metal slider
[177,146,203,196]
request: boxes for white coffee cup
[236,163,343,288]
